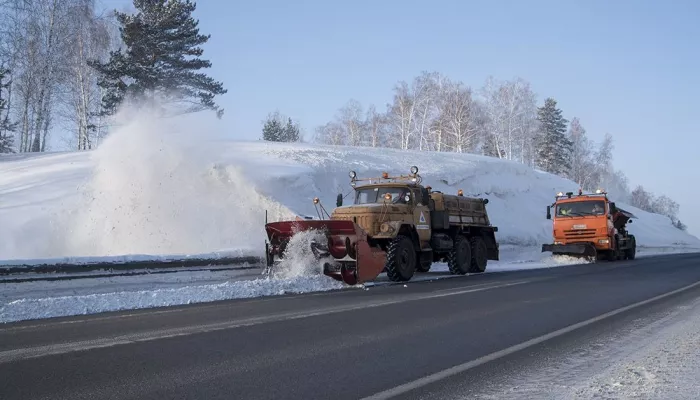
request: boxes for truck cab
[542,189,636,261]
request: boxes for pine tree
[283,117,300,142]
[535,97,571,175]
[262,116,285,141]
[0,65,17,154]
[89,0,227,118]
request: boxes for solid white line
[0,280,528,363]
[359,279,700,400]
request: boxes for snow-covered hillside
[1,112,699,262]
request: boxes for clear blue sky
[104,0,700,235]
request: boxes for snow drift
[0,108,699,262]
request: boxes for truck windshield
[555,200,605,217]
[355,187,409,204]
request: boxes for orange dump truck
[542,189,637,261]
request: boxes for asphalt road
[2,252,700,400]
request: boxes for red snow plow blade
[264,219,386,285]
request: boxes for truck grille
[356,216,380,235]
[333,215,379,235]
[563,229,596,239]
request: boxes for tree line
[0,0,226,153]
[263,71,685,230]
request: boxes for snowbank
[1,111,699,262]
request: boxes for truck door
[412,188,431,249]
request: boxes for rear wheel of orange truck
[385,235,417,282]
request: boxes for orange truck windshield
[555,200,606,218]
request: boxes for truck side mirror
[546,206,551,220]
[336,193,343,207]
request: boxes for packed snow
[1,108,699,322]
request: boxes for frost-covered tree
[262,112,285,142]
[650,194,679,221]
[365,104,388,148]
[535,97,571,175]
[0,64,17,153]
[283,117,300,142]
[386,76,434,150]
[567,117,595,189]
[1,0,82,152]
[60,1,114,150]
[629,185,653,211]
[480,76,537,162]
[313,121,345,145]
[337,99,365,146]
[89,0,227,118]
[262,111,300,142]
[438,81,479,153]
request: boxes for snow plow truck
[542,189,637,261]
[264,166,500,285]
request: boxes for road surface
[2,252,700,399]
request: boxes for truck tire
[417,260,432,272]
[625,236,636,260]
[385,235,417,282]
[469,236,488,273]
[448,235,471,275]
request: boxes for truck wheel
[385,235,416,282]
[469,237,488,273]
[417,260,432,272]
[448,235,471,275]
[625,236,636,260]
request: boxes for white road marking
[0,280,528,363]
[359,279,700,400]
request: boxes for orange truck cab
[542,189,637,261]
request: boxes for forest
[264,72,685,230]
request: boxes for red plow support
[264,219,386,285]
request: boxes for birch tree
[567,117,596,189]
[313,121,346,145]
[1,0,78,152]
[337,99,365,146]
[59,1,113,150]
[410,71,443,151]
[0,64,17,153]
[365,104,387,148]
[386,75,432,150]
[439,81,479,153]
[480,76,537,161]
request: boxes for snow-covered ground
[457,291,700,399]
[1,109,699,323]
[2,244,695,324]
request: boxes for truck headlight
[380,223,394,233]
[599,239,609,244]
